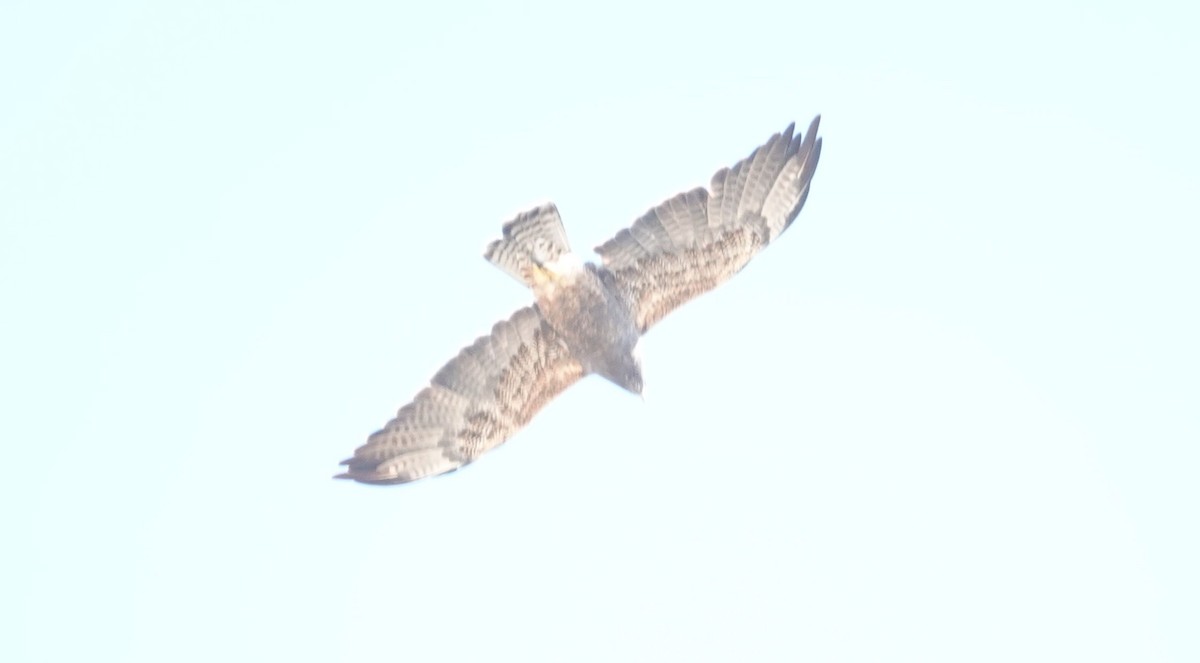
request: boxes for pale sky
[3,1,1198,661]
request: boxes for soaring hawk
[337,117,823,484]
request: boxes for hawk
[337,117,823,484]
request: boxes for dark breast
[537,263,638,373]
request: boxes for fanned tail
[484,204,573,288]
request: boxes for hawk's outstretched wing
[337,307,585,484]
[595,116,822,332]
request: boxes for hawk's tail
[484,204,573,287]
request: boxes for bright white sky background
[3,1,1198,661]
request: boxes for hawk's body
[338,117,823,484]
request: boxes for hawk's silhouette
[338,117,823,484]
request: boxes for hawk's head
[600,346,643,396]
